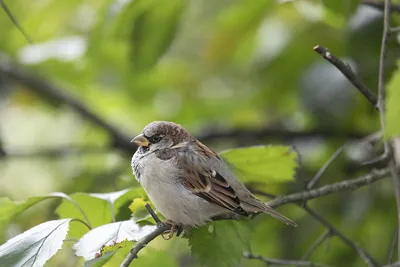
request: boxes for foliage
[188,221,252,267]
[0,145,296,266]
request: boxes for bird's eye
[150,135,162,143]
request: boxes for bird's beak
[131,134,150,147]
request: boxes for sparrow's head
[131,121,193,151]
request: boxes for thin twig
[120,223,170,267]
[303,205,378,267]
[390,26,400,33]
[197,126,367,142]
[361,0,400,13]
[1,146,109,159]
[379,0,400,260]
[388,228,398,264]
[383,261,400,267]
[390,160,400,260]
[268,168,390,208]
[377,0,391,155]
[0,57,136,153]
[306,144,347,189]
[301,230,332,260]
[243,252,332,267]
[313,45,378,108]
[0,0,32,44]
[145,203,162,224]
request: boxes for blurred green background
[0,0,398,266]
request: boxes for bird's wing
[157,140,248,216]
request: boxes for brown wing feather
[173,142,248,216]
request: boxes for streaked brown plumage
[131,121,297,234]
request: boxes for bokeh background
[0,0,399,266]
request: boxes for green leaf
[205,0,275,65]
[386,66,400,138]
[129,197,151,222]
[0,219,72,267]
[56,193,113,239]
[114,188,148,222]
[73,220,156,260]
[115,0,185,72]
[220,145,299,185]
[0,193,82,237]
[188,221,252,267]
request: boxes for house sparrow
[131,121,297,238]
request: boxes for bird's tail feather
[262,205,298,227]
[242,197,298,227]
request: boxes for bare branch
[120,223,170,267]
[1,145,109,159]
[301,230,332,260]
[268,168,390,208]
[313,45,378,108]
[383,261,400,267]
[0,57,136,153]
[377,0,400,260]
[303,205,378,267]
[390,160,400,260]
[388,229,398,264]
[145,203,162,225]
[243,252,332,267]
[306,144,347,189]
[361,0,400,13]
[198,126,366,143]
[0,0,32,44]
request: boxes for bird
[131,121,297,239]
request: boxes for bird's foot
[161,220,182,240]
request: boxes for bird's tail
[242,196,298,227]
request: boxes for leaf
[83,252,115,267]
[0,192,82,237]
[204,0,275,65]
[90,189,131,204]
[0,219,72,267]
[386,66,400,139]
[114,188,148,221]
[115,0,185,72]
[56,193,113,239]
[188,221,252,267]
[73,220,156,260]
[129,197,152,222]
[220,145,299,185]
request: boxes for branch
[1,145,109,159]
[120,204,169,266]
[197,126,367,143]
[0,0,32,44]
[243,252,332,267]
[378,0,400,261]
[361,0,400,13]
[267,168,390,208]
[303,206,378,267]
[313,45,378,108]
[388,229,398,264]
[306,144,347,189]
[0,57,136,153]
[120,223,170,267]
[301,230,332,260]
[383,262,400,267]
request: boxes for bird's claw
[160,220,182,240]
